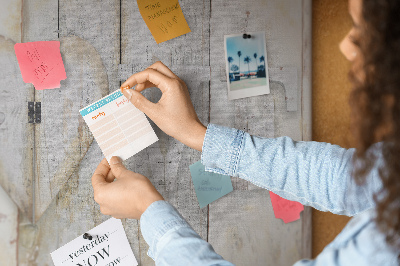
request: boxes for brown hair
[350,0,400,252]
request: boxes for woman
[91,0,400,264]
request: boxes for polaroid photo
[224,31,270,100]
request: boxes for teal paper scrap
[189,160,233,208]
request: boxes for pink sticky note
[269,191,304,223]
[14,41,67,90]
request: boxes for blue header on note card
[80,91,123,116]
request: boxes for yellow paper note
[137,0,191,44]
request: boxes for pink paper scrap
[14,41,67,90]
[269,191,304,223]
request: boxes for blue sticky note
[189,160,233,208]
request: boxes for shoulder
[321,209,399,265]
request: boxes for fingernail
[124,89,133,100]
[110,156,122,165]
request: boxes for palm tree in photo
[244,56,251,78]
[231,64,239,72]
[227,56,234,73]
[237,51,242,76]
[253,53,258,74]
[260,55,265,71]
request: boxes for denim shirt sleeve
[140,200,234,265]
[293,209,399,266]
[201,124,382,216]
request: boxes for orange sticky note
[137,0,191,44]
[269,191,304,223]
[14,41,67,90]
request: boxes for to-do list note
[137,0,191,44]
[80,90,158,162]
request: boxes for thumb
[122,88,156,117]
[109,156,129,179]
[92,159,111,189]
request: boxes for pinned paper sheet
[137,0,191,44]
[79,89,158,162]
[51,218,138,266]
[269,191,304,223]
[14,41,66,90]
[189,161,233,208]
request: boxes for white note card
[51,218,138,266]
[79,89,158,162]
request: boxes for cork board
[312,0,353,257]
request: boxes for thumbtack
[242,33,251,39]
[83,233,93,240]
[121,85,130,92]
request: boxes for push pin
[242,33,251,39]
[83,233,93,240]
[120,85,130,92]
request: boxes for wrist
[139,197,164,219]
[183,122,206,151]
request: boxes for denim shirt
[140,124,399,265]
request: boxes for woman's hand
[120,61,206,151]
[91,157,164,220]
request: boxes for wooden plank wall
[0,0,312,265]
[0,4,33,262]
[208,1,311,264]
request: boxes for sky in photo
[226,32,266,73]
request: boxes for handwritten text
[92,112,105,120]
[145,2,161,10]
[147,3,180,20]
[116,98,129,108]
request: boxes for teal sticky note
[189,160,233,208]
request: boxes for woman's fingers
[91,159,110,189]
[135,81,156,92]
[105,168,116,182]
[121,68,173,93]
[120,66,178,117]
[147,61,178,79]
[121,61,180,93]
[109,156,130,179]
[121,88,158,118]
